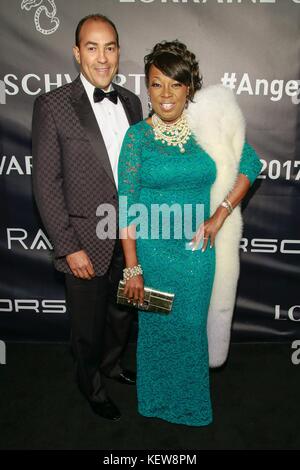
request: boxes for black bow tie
[93,88,118,104]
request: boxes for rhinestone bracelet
[220,198,233,214]
[225,198,233,213]
[123,264,143,280]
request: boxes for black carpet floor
[0,342,299,450]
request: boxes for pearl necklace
[152,112,192,153]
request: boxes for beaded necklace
[151,112,191,153]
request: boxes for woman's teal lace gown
[118,120,262,426]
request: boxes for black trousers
[65,240,133,404]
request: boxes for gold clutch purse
[117,280,174,315]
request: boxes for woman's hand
[189,206,228,252]
[124,274,145,307]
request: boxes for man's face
[73,19,120,90]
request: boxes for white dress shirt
[80,73,129,189]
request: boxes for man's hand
[66,250,95,279]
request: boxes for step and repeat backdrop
[0,0,299,342]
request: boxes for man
[32,14,143,421]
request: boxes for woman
[118,40,263,426]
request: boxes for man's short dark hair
[75,14,119,47]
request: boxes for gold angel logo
[21,0,60,35]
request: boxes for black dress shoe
[114,369,136,385]
[90,397,121,421]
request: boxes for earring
[147,96,152,113]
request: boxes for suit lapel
[113,83,136,125]
[70,76,116,188]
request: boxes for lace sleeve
[238,140,263,186]
[118,126,142,228]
